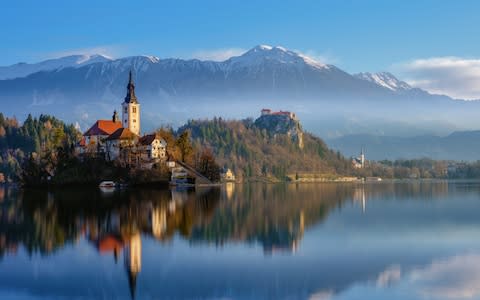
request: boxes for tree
[197,148,221,182]
[176,130,194,163]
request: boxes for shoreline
[8,177,480,190]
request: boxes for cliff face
[254,114,304,149]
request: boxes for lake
[1,181,480,299]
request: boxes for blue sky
[3,0,480,98]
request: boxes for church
[76,71,167,167]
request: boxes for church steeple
[124,70,138,104]
[112,110,120,123]
[122,71,141,135]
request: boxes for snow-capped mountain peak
[142,55,160,63]
[0,54,112,80]
[354,72,412,91]
[74,54,112,65]
[252,44,273,51]
[227,45,328,70]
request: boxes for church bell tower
[122,71,140,135]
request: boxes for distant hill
[178,117,351,181]
[1,45,480,137]
[327,131,480,161]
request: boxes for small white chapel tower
[122,71,140,135]
[360,148,365,168]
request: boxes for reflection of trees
[0,181,454,259]
[357,181,450,203]
[0,189,72,257]
[0,187,220,260]
[189,181,452,253]
[191,183,355,253]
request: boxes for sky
[3,0,480,98]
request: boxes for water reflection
[0,183,357,259]
[1,181,480,299]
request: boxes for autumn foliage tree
[175,130,194,163]
[196,148,221,182]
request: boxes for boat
[170,167,194,186]
[99,181,116,188]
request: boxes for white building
[260,108,297,120]
[105,127,138,162]
[352,149,366,169]
[138,134,167,161]
[221,168,236,182]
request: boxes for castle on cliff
[256,108,303,149]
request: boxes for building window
[124,107,127,113]
[133,107,136,113]
[133,119,136,123]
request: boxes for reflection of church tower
[125,232,142,299]
[151,207,167,239]
[361,188,366,213]
[225,182,235,200]
[122,71,140,135]
[299,211,304,236]
[353,187,366,213]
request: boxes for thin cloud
[397,56,480,100]
[190,48,247,61]
[409,253,480,299]
[376,265,402,287]
[297,49,338,65]
[41,45,126,60]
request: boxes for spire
[112,110,120,123]
[127,269,137,300]
[124,70,138,103]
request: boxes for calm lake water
[1,181,480,299]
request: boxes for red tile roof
[97,235,124,254]
[106,127,138,141]
[271,111,291,116]
[84,120,122,136]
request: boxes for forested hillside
[0,114,80,181]
[178,118,351,181]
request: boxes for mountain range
[1,44,480,160]
[327,131,480,161]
